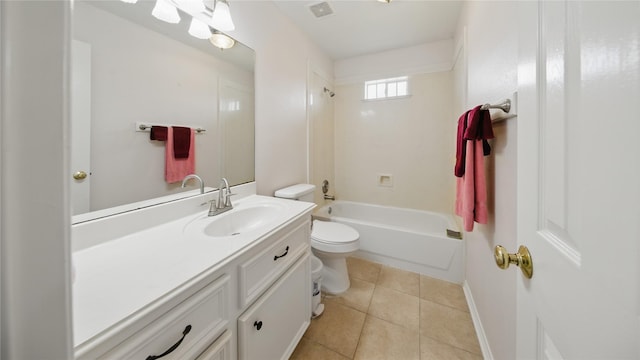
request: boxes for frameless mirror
[71,0,255,222]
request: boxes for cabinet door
[195,331,231,360]
[238,253,311,360]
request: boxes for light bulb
[152,0,181,24]
[210,0,235,31]
[209,33,235,49]
[188,17,212,40]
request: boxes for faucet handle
[208,199,217,216]
[224,192,235,207]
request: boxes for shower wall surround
[334,70,454,213]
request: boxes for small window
[364,76,409,100]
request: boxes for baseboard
[463,280,494,360]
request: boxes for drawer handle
[273,246,290,261]
[254,320,263,330]
[145,324,192,360]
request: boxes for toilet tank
[274,184,316,202]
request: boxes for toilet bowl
[274,184,360,294]
[311,219,359,294]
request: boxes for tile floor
[290,257,483,360]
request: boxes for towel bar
[135,122,206,134]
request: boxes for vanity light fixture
[152,0,181,24]
[120,0,138,3]
[188,17,212,39]
[377,0,392,3]
[210,0,235,32]
[209,32,235,49]
[175,0,206,13]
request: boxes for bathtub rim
[313,200,461,239]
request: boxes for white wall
[335,40,453,85]
[229,1,334,196]
[332,43,455,213]
[334,71,454,212]
[0,1,73,358]
[454,2,518,360]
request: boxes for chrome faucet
[181,174,204,194]
[208,177,234,216]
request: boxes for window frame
[363,76,411,101]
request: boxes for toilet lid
[311,220,359,244]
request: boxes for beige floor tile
[377,265,420,296]
[420,299,481,355]
[421,335,484,360]
[368,286,420,331]
[303,298,366,358]
[354,315,420,360]
[326,277,375,313]
[420,275,469,312]
[347,257,382,283]
[290,338,351,360]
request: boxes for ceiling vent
[309,2,334,18]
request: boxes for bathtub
[314,201,464,283]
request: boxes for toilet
[274,184,360,294]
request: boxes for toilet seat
[311,220,359,253]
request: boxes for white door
[515,1,640,358]
[71,40,92,215]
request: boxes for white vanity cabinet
[91,274,230,360]
[195,331,232,360]
[73,193,314,360]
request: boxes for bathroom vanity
[72,184,314,359]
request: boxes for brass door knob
[73,171,88,180]
[494,245,533,279]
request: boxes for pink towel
[455,139,489,231]
[165,127,195,183]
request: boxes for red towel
[454,106,495,178]
[165,127,195,183]
[172,126,191,159]
[464,106,494,141]
[454,111,469,177]
[150,126,168,141]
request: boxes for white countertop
[72,194,314,348]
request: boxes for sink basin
[189,202,287,238]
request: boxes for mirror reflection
[71,0,255,220]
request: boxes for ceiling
[271,0,463,60]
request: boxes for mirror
[71,0,255,222]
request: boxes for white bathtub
[314,201,464,283]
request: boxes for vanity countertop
[72,194,314,349]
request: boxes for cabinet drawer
[99,274,229,360]
[238,253,311,360]
[239,220,309,307]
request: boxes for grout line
[351,314,370,360]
